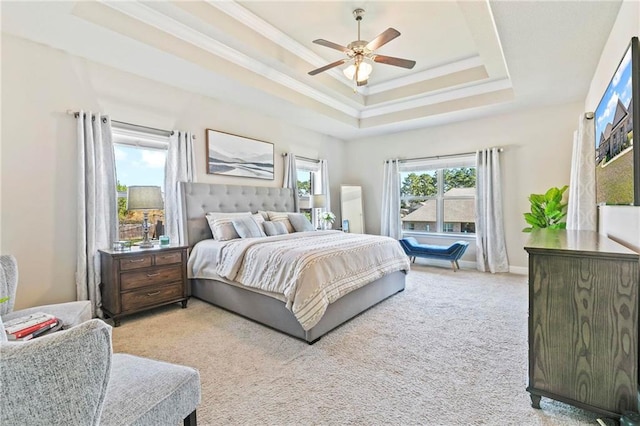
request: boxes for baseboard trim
[509,265,528,275]
[410,258,528,275]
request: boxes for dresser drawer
[119,255,152,271]
[155,251,182,266]
[120,265,183,291]
[121,282,183,312]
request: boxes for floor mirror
[340,185,364,234]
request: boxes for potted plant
[320,211,336,230]
[522,185,568,232]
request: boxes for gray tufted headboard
[179,182,295,247]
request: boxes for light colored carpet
[111,265,602,425]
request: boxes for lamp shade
[311,194,327,209]
[343,61,372,82]
[127,186,164,210]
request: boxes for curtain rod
[283,153,320,163]
[112,120,173,137]
[66,110,196,139]
[392,148,504,164]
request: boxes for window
[399,155,476,235]
[296,157,323,226]
[112,127,169,242]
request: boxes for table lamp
[127,185,164,248]
[311,194,327,230]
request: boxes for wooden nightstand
[99,245,189,326]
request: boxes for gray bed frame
[179,182,406,343]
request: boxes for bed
[179,182,409,343]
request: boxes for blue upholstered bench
[399,237,469,271]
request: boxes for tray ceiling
[0,1,622,140]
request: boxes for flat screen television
[594,36,639,206]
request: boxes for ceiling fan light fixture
[343,61,372,83]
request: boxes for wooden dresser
[99,245,189,326]
[525,229,640,417]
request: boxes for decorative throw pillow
[252,213,266,226]
[205,212,251,241]
[263,221,289,236]
[267,211,294,233]
[288,213,315,232]
[232,216,266,238]
[257,210,270,221]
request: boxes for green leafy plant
[522,185,568,232]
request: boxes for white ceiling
[0,1,622,140]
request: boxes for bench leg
[184,410,197,426]
[455,260,460,270]
[411,256,416,263]
[451,261,457,271]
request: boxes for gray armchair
[0,254,91,328]
[0,319,201,425]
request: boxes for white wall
[587,0,640,251]
[0,34,345,309]
[344,102,582,270]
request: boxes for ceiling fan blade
[365,28,400,51]
[373,54,416,69]
[312,39,350,53]
[308,59,347,76]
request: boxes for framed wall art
[206,129,274,180]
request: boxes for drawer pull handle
[129,259,146,263]
[146,273,161,277]
[146,291,161,296]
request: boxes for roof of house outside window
[402,188,476,223]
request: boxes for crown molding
[97,0,513,128]
[99,0,360,117]
[205,0,350,87]
[360,78,513,119]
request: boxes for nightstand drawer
[119,255,152,271]
[120,265,182,291]
[121,282,183,312]
[154,251,182,266]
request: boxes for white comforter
[188,231,410,330]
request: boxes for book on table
[3,312,60,341]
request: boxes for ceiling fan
[308,8,416,87]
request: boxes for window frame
[112,127,170,242]
[296,157,323,227]
[399,154,476,237]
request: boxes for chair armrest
[0,319,112,425]
[5,301,92,329]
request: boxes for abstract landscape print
[206,129,274,180]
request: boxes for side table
[99,244,189,326]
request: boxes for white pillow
[205,212,251,241]
[267,211,294,233]
[232,216,266,238]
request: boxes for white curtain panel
[320,159,331,213]
[566,114,596,231]
[475,148,509,273]
[380,159,401,239]
[283,153,299,212]
[164,131,196,245]
[76,112,118,317]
